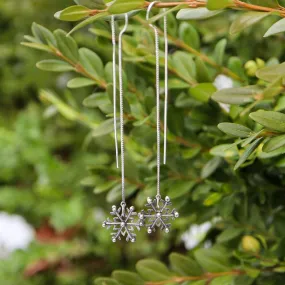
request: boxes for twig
[145,270,245,285]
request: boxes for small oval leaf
[263,134,285,153]
[234,138,263,170]
[218,123,252,138]
[67,77,96,88]
[55,5,92,22]
[250,110,285,132]
[36,60,74,72]
[136,259,171,281]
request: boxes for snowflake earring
[139,3,179,234]
[102,15,143,243]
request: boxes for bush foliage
[1,0,285,284]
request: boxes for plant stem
[91,1,285,22]
[146,270,245,285]
[234,0,285,16]
[52,48,107,89]
[144,0,285,16]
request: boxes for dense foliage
[1,0,285,284]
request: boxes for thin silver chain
[111,16,119,169]
[118,14,129,203]
[163,11,168,165]
[147,2,161,198]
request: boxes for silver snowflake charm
[139,196,179,234]
[102,203,143,243]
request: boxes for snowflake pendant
[139,196,179,234]
[102,203,143,243]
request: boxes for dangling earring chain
[163,9,168,165]
[111,16,119,169]
[118,14,129,203]
[138,2,179,235]
[103,14,142,243]
[147,1,161,201]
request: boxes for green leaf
[150,4,185,24]
[262,76,283,98]
[162,79,190,90]
[210,144,239,158]
[23,35,39,43]
[195,57,212,83]
[264,18,285,37]
[234,138,263,170]
[39,89,81,121]
[68,11,109,35]
[67,77,96,88]
[249,0,279,8]
[201,157,222,179]
[94,181,117,194]
[204,193,222,206]
[228,56,246,80]
[92,119,117,137]
[54,29,79,62]
[274,267,285,273]
[79,48,104,79]
[32,22,57,46]
[189,83,216,103]
[275,95,285,111]
[108,0,144,14]
[167,181,196,199]
[94,278,120,285]
[105,62,127,91]
[235,276,255,285]
[172,51,196,84]
[263,134,285,152]
[83,92,110,108]
[250,110,285,132]
[214,39,227,65]
[112,271,144,285]
[241,129,264,147]
[207,0,234,10]
[136,259,171,281]
[256,62,285,82]
[179,22,200,50]
[212,86,261,105]
[259,144,285,158]
[190,282,206,285]
[50,197,84,231]
[182,147,202,159]
[211,276,235,285]
[21,42,53,53]
[217,228,243,243]
[230,12,269,35]
[177,8,223,20]
[169,253,203,276]
[218,123,252,137]
[194,246,230,272]
[36,60,74,72]
[106,184,137,203]
[55,5,92,22]
[74,0,106,9]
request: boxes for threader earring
[138,2,179,234]
[102,14,143,243]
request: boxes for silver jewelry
[111,16,119,169]
[103,14,141,242]
[138,196,179,234]
[103,203,143,242]
[140,2,179,234]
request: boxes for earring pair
[102,4,179,243]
